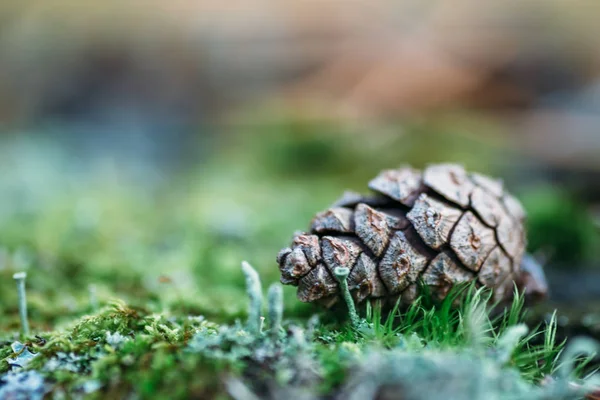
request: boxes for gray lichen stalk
[334,267,360,328]
[267,284,283,338]
[13,272,30,336]
[241,261,263,334]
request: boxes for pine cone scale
[354,204,393,258]
[407,193,463,250]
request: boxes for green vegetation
[0,127,599,399]
[522,186,600,264]
[2,264,597,399]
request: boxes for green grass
[320,285,565,381]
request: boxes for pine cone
[277,164,527,306]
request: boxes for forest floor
[1,123,599,399]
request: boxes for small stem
[333,267,359,328]
[267,284,283,339]
[241,261,263,334]
[306,315,319,340]
[13,272,30,336]
[89,284,99,312]
[289,326,306,347]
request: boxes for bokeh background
[0,1,599,337]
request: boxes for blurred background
[0,0,599,337]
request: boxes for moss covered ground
[1,119,599,399]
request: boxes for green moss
[521,186,599,264]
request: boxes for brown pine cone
[277,164,533,307]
